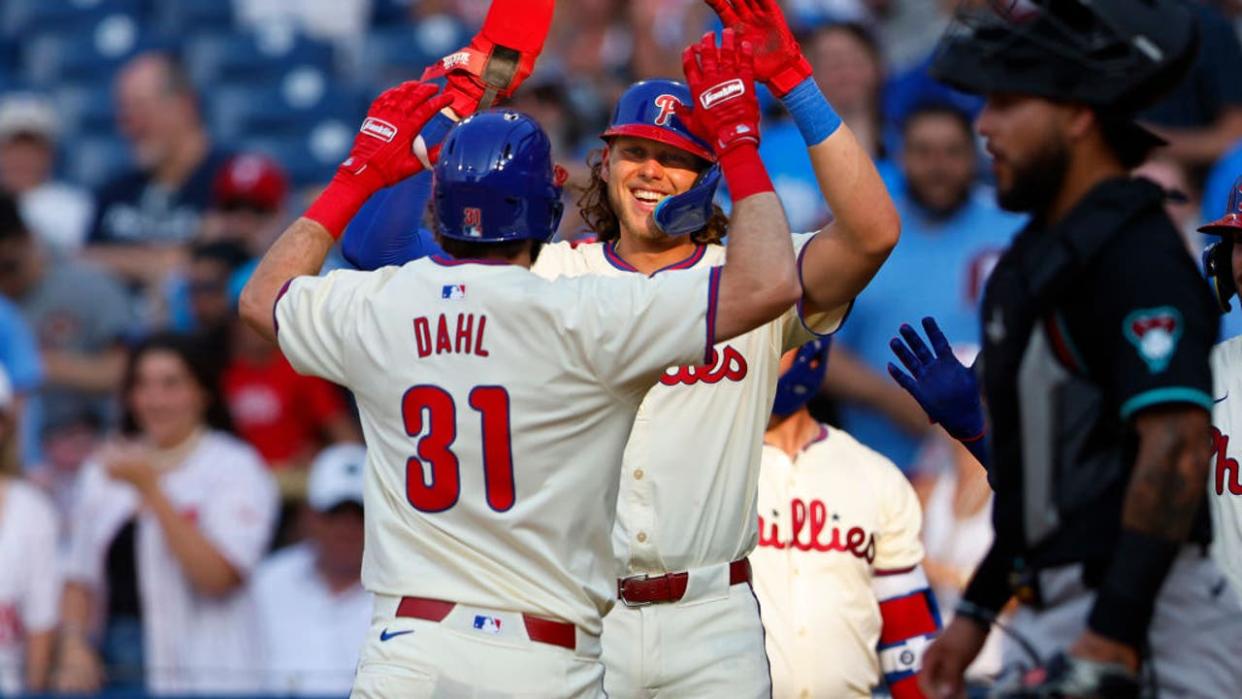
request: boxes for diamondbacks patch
[1124,306,1183,373]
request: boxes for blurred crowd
[1,0,1241,695]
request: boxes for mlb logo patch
[473,615,502,635]
[442,284,467,300]
[1124,306,1183,373]
[463,207,483,238]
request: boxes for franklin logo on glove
[700,79,745,109]
[361,118,398,143]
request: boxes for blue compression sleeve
[341,112,456,270]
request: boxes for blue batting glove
[887,316,985,441]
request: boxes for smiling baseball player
[752,340,939,699]
[239,45,800,698]
[342,3,900,694]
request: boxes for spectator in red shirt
[222,321,360,478]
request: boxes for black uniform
[963,177,1218,614]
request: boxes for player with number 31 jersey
[240,41,801,697]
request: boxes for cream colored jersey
[533,234,848,574]
[751,425,925,698]
[275,257,718,635]
[1209,336,1242,598]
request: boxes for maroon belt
[395,596,577,651]
[617,559,751,607]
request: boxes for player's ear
[600,145,611,183]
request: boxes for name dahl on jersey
[413,313,491,358]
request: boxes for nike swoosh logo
[1216,392,1230,404]
[379,628,413,642]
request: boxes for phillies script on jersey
[659,345,748,386]
[758,497,877,562]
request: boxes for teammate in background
[1199,175,1242,598]
[344,1,900,693]
[751,340,938,699]
[0,365,59,695]
[251,443,372,696]
[239,34,801,697]
[892,2,1242,697]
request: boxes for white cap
[306,442,366,511]
[0,94,59,142]
[0,365,11,412]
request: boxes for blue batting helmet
[434,110,564,243]
[603,80,722,237]
[772,338,831,418]
[602,79,715,163]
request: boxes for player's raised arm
[707,0,900,317]
[240,82,453,342]
[681,30,801,342]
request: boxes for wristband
[961,544,1014,616]
[780,77,843,147]
[1087,530,1180,647]
[719,144,773,202]
[421,111,456,150]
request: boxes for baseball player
[891,2,1242,697]
[751,339,939,699]
[344,2,901,694]
[238,41,801,698]
[1199,175,1242,599]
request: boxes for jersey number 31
[401,385,514,513]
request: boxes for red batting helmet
[1200,175,1242,237]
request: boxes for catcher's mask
[930,0,1198,149]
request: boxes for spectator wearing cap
[200,153,290,258]
[0,194,131,457]
[0,364,61,695]
[826,102,1024,473]
[250,443,371,696]
[85,53,231,292]
[0,94,94,254]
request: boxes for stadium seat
[54,85,117,138]
[184,29,336,89]
[21,15,152,88]
[206,73,365,142]
[1,0,146,41]
[152,0,236,37]
[354,19,471,90]
[371,0,415,27]
[63,136,132,190]
[242,118,354,188]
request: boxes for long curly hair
[576,148,729,245]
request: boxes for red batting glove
[304,82,453,238]
[704,0,812,97]
[681,29,773,201]
[421,0,555,118]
